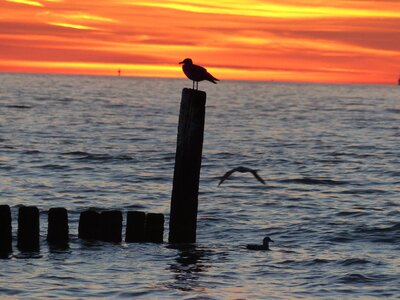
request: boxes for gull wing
[250,170,266,185]
[193,64,208,74]
[218,168,240,186]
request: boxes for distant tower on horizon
[118,69,121,77]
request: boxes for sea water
[0,73,399,299]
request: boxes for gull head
[179,58,193,65]
[263,237,274,245]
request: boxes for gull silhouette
[218,166,266,186]
[179,58,219,90]
[246,237,273,251]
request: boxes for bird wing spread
[218,168,238,186]
[250,170,266,184]
[218,167,265,186]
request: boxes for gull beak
[179,61,184,64]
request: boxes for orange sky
[1,0,399,84]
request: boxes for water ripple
[1,75,400,299]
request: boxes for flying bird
[218,166,266,186]
[179,58,219,90]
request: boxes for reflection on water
[167,244,211,292]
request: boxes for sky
[1,0,399,84]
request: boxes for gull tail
[206,72,219,84]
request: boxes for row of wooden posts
[1,88,207,253]
[0,205,164,253]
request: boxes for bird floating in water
[246,237,273,251]
[218,166,265,186]
[179,58,219,90]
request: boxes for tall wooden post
[169,88,206,243]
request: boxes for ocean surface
[0,73,399,299]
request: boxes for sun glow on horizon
[1,0,399,84]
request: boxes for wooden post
[125,211,146,243]
[100,210,122,243]
[145,213,164,243]
[169,88,206,243]
[47,207,69,246]
[17,206,40,251]
[78,210,100,240]
[0,205,12,253]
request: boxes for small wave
[329,224,400,244]
[337,273,390,284]
[62,151,91,156]
[35,164,70,170]
[63,151,134,162]
[79,154,133,162]
[104,103,127,108]
[338,273,373,284]
[340,189,389,195]
[316,158,347,164]
[0,145,15,149]
[281,177,348,185]
[159,154,175,161]
[336,211,368,217]
[326,230,354,243]
[0,166,14,171]
[58,97,75,102]
[356,223,400,234]
[212,152,237,159]
[386,108,400,114]
[129,137,148,142]
[302,258,332,266]
[5,104,32,109]
[329,151,350,157]
[340,258,371,266]
[352,205,383,212]
[351,223,400,243]
[126,204,146,210]
[277,259,296,265]
[23,150,41,155]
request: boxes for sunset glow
[1,0,399,84]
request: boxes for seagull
[179,58,219,90]
[246,237,274,251]
[218,166,265,186]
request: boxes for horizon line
[0,70,396,86]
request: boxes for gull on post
[179,58,219,90]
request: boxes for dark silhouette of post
[0,205,12,253]
[169,88,206,243]
[145,213,164,243]
[78,210,100,240]
[125,211,146,243]
[17,206,40,251]
[100,210,122,243]
[47,207,69,246]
